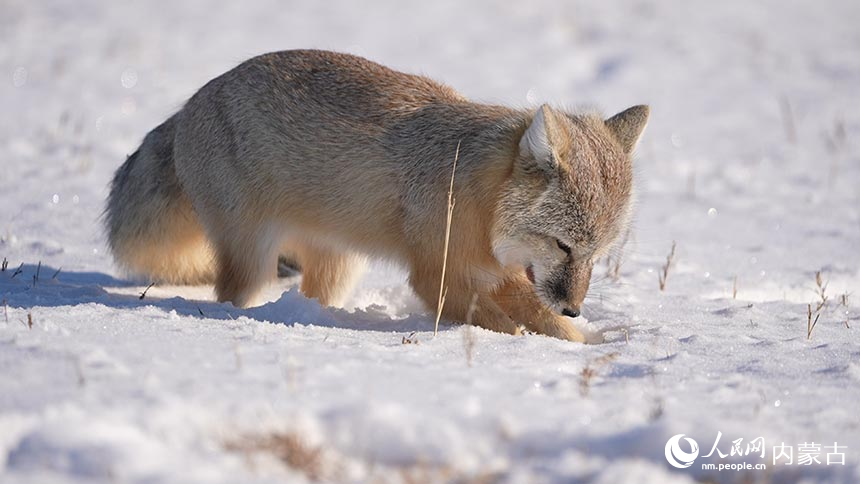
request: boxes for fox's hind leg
[292,243,366,307]
[213,223,283,308]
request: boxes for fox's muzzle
[543,261,592,318]
[562,307,580,318]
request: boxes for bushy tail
[105,116,215,284]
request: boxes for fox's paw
[581,329,605,344]
[543,316,588,343]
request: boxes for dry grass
[779,95,796,144]
[227,433,328,481]
[807,304,821,340]
[605,228,631,282]
[462,292,479,366]
[806,271,829,340]
[139,282,155,300]
[226,431,502,484]
[73,356,86,387]
[1,257,7,272]
[813,270,828,312]
[840,292,851,329]
[32,260,41,287]
[824,117,848,188]
[732,275,738,300]
[658,241,676,291]
[580,352,620,397]
[826,118,847,152]
[11,262,23,279]
[399,463,500,484]
[649,396,665,422]
[401,331,420,345]
[462,326,476,368]
[434,141,460,337]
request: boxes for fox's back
[240,50,467,119]
[173,50,518,257]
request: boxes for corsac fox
[106,49,648,342]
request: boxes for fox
[105,49,648,342]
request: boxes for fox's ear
[519,104,557,172]
[605,105,650,154]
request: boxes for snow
[1,0,859,482]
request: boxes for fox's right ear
[519,104,558,174]
[605,105,650,154]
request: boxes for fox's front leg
[408,262,521,335]
[491,273,586,342]
[454,291,524,336]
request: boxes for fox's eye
[556,239,572,255]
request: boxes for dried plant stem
[139,282,155,300]
[804,271,830,340]
[779,95,796,144]
[32,261,41,287]
[807,304,820,340]
[658,241,676,291]
[226,433,327,482]
[814,270,828,312]
[462,293,479,366]
[580,352,620,397]
[462,324,475,367]
[434,141,460,337]
[608,228,630,281]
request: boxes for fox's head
[494,104,649,317]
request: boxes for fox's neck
[422,103,530,264]
[454,103,529,198]
[405,101,528,190]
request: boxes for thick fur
[106,49,648,342]
[106,117,215,285]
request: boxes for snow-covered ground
[2,0,859,482]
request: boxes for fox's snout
[536,260,592,319]
[561,307,580,318]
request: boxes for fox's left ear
[519,104,561,175]
[605,105,650,154]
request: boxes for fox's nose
[562,307,580,318]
